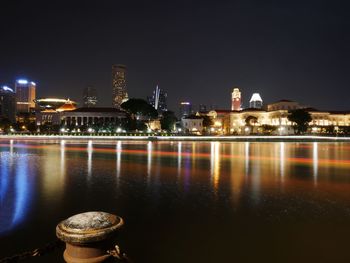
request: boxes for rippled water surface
[1,139,350,262]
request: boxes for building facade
[61,108,127,128]
[0,86,16,123]
[227,108,350,135]
[112,64,128,109]
[36,100,77,126]
[15,79,36,113]
[181,116,203,134]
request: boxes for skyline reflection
[1,140,350,236]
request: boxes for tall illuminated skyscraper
[179,102,192,118]
[83,86,98,108]
[0,86,16,123]
[148,85,167,112]
[231,87,241,111]
[112,64,128,109]
[15,79,36,113]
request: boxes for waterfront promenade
[1,134,350,142]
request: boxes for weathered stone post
[56,211,124,263]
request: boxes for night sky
[1,0,349,111]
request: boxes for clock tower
[231,87,241,111]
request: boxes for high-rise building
[198,104,207,112]
[148,85,167,112]
[15,79,36,113]
[0,86,16,123]
[83,86,98,108]
[249,93,263,109]
[179,102,192,118]
[231,87,241,111]
[112,64,128,109]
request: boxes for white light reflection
[280,142,285,180]
[116,141,122,182]
[10,139,13,155]
[87,140,93,180]
[313,142,318,185]
[147,141,152,184]
[60,140,66,175]
[245,142,250,176]
[210,142,220,191]
[177,142,182,177]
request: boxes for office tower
[179,102,192,117]
[0,86,16,123]
[148,85,167,112]
[83,86,98,108]
[231,87,242,111]
[198,104,207,112]
[112,64,128,109]
[15,79,36,113]
[249,93,263,109]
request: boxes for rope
[0,239,64,263]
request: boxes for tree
[121,98,158,119]
[160,111,177,131]
[201,115,213,134]
[0,118,11,132]
[287,109,312,134]
[261,124,276,135]
[245,116,258,126]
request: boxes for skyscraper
[15,79,36,113]
[179,102,192,118]
[249,93,263,109]
[148,85,167,112]
[112,64,128,109]
[231,87,242,111]
[83,86,98,108]
[0,86,16,123]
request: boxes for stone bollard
[56,211,124,263]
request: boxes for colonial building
[231,87,241,111]
[267,100,303,111]
[61,108,127,127]
[36,99,77,126]
[204,99,350,135]
[181,116,203,135]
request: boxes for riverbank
[1,134,350,142]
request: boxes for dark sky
[0,0,349,111]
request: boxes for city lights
[16,79,28,84]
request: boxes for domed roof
[249,93,262,102]
[57,99,77,112]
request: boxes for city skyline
[1,1,349,111]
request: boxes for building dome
[249,93,262,103]
[56,99,77,112]
[35,98,77,110]
[249,93,263,109]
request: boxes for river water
[0,139,350,262]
